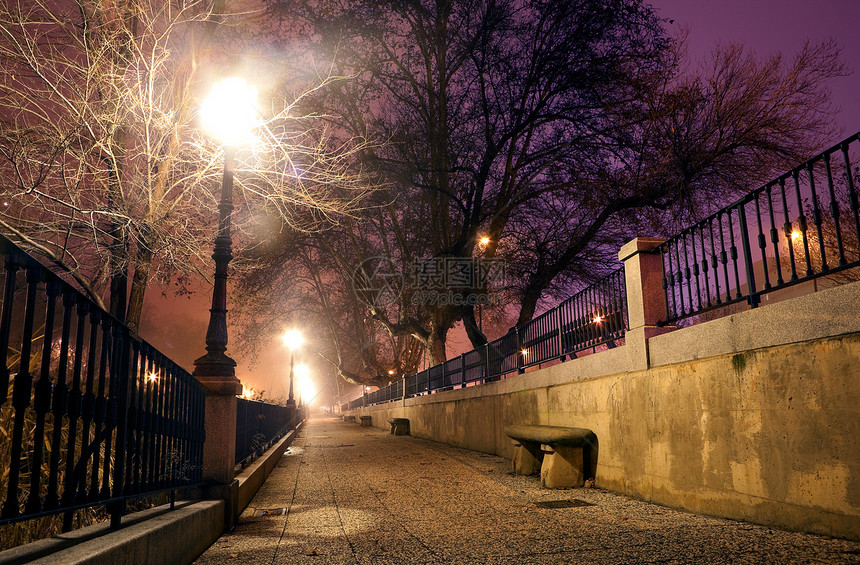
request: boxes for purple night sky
[653,0,860,137]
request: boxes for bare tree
[0,0,378,331]
[504,39,846,325]
[234,0,844,383]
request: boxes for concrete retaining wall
[349,280,860,540]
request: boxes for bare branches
[0,0,379,329]
[245,0,845,382]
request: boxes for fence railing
[235,399,291,467]
[343,132,860,411]
[343,268,627,410]
[0,235,205,531]
[658,131,860,324]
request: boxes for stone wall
[349,279,860,540]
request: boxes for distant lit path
[195,417,860,564]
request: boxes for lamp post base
[193,351,239,378]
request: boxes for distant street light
[193,77,259,382]
[294,363,313,406]
[282,329,304,406]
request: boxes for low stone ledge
[236,424,301,515]
[0,500,223,565]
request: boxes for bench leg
[392,422,409,436]
[540,444,584,489]
[511,441,542,475]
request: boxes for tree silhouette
[240,0,844,383]
[0,0,378,331]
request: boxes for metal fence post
[516,327,524,374]
[109,327,133,529]
[555,306,564,361]
[736,203,760,307]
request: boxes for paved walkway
[195,416,860,564]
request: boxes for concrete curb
[236,423,302,516]
[0,500,224,565]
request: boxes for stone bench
[342,415,355,423]
[360,415,373,427]
[503,424,597,489]
[387,418,410,436]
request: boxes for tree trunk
[109,269,128,323]
[426,322,448,366]
[462,306,488,349]
[125,245,153,333]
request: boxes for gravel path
[194,416,860,564]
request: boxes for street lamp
[294,363,311,406]
[193,77,259,381]
[282,329,304,406]
[192,76,259,486]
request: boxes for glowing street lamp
[193,77,259,383]
[282,329,304,406]
[294,363,313,406]
[282,329,304,350]
[199,78,259,146]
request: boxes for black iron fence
[343,132,860,411]
[235,399,291,467]
[658,132,860,324]
[343,268,627,410]
[0,235,205,531]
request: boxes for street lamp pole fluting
[194,145,238,377]
[281,329,303,427]
[287,350,296,406]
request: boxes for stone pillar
[194,375,242,529]
[196,376,242,484]
[285,403,296,430]
[618,237,674,369]
[192,146,242,527]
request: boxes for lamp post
[294,363,311,410]
[282,329,303,426]
[193,77,258,491]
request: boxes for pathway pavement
[195,416,860,564]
